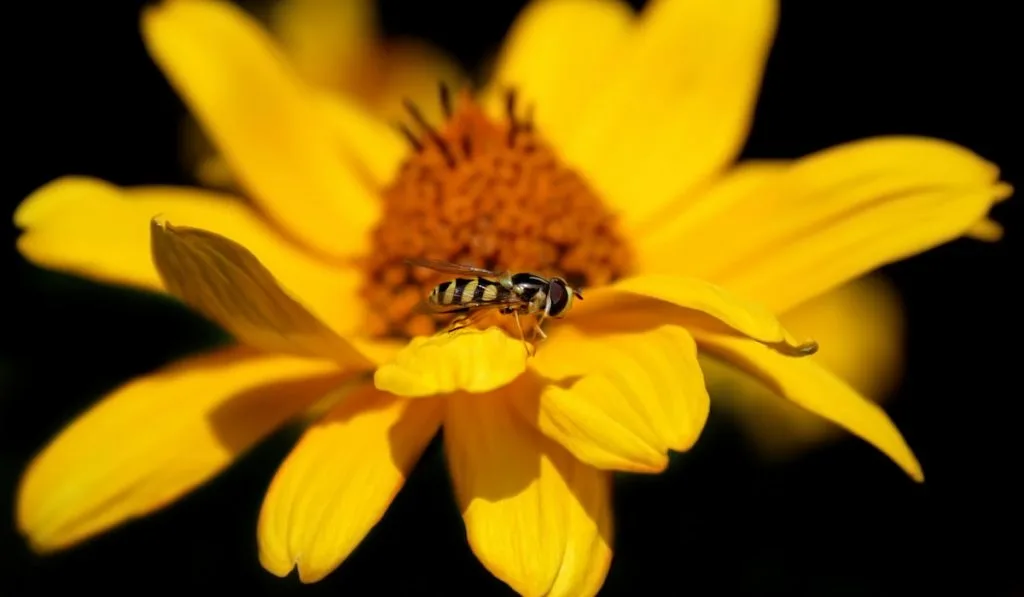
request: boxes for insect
[406,257,584,356]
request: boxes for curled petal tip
[773,339,819,357]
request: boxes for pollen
[360,86,634,339]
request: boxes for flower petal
[480,0,635,150]
[639,137,1011,313]
[373,328,528,398]
[151,220,371,367]
[365,38,468,126]
[636,159,788,275]
[314,91,408,190]
[445,388,613,597]
[694,331,923,482]
[269,0,377,93]
[17,346,343,553]
[258,384,442,583]
[561,0,777,228]
[523,325,708,473]
[965,216,1004,242]
[576,274,818,356]
[141,0,379,259]
[14,177,365,337]
[707,275,906,461]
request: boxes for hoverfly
[406,257,584,356]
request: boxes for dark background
[2,1,1020,595]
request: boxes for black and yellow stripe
[429,277,507,307]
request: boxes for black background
[2,1,1020,595]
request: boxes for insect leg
[513,310,534,357]
[531,312,549,343]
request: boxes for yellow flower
[232,1,925,467]
[13,1,1010,596]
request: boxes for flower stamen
[361,85,634,340]
[403,98,457,169]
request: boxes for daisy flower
[14,1,1009,595]
[197,0,920,462]
[227,0,930,464]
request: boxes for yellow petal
[367,38,468,125]
[965,217,1004,242]
[373,328,528,398]
[17,346,343,553]
[780,275,905,403]
[694,331,924,482]
[708,275,906,460]
[314,91,408,190]
[561,0,777,228]
[522,325,708,473]
[636,160,789,275]
[258,384,442,583]
[180,114,238,190]
[269,0,377,93]
[576,274,818,356]
[445,388,613,597]
[151,220,371,368]
[141,0,379,259]
[480,0,635,150]
[14,177,365,337]
[640,137,1010,313]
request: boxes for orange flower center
[360,87,633,340]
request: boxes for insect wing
[404,257,501,278]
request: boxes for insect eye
[547,280,571,316]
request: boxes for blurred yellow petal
[523,325,708,473]
[708,275,906,460]
[373,328,527,398]
[151,220,372,368]
[694,331,924,482]
[14,177,365,337]
[561,0,777,228]
[259,384,442,583]
[640,137,1009,313]
[577,274,818,355]
[445,388,612,597]
[367,38,469,125]
[142,0,379,259]
[17,346,342,553]
[269,0,377,93]
[179,115,238,190]
[480,0,635,149]
[966,217,1004,242]
[781,275,905,402]
[194,153,236,189]
[314,92,408,190]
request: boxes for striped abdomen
[429,277,509,308]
